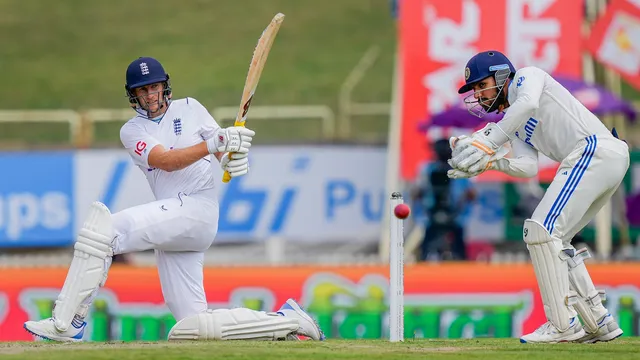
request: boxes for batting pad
[168,308,299,341]
[523,219,576,331]
[53,202,114,332]
[567,248,607,332]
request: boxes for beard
[480,90,507,113]
[479,98,492,111]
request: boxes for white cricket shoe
[24,317,86,342]
[577,313,623,343]
[520,317,585,343]
[277,298,325,341]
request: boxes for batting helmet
[124,57,172,107]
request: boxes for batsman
[23,56,324,342]
[449,50,628,343]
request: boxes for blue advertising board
[0,152,74,247]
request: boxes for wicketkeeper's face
[471,76,499,111]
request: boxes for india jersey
[119,97,220,201]
[507,67,614,162]
[501,67,630,244]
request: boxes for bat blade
[222,13,284,183]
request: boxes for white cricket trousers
[531,135,629,246]
[111,191,219,321]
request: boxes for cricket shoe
[520,317,585,343]
[577,313,623,343]
[277,298,325,341]
[24,317,86,342]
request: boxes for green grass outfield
[1,338,639,360]
[0,0,396,146]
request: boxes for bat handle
[222,169,232,183]
[223,120,247,183]
[222,149,238,183]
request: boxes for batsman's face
[471,76,498,111]
[134,82,165,116]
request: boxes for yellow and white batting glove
[220,152,249,178]
[207,127,255,154]
[449,123,509,173]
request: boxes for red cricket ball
[394,204,411,219]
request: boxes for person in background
[412,138,476,261]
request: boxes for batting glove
[220,152,249,178]
[207,127,255,154]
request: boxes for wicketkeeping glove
[447,132,510,179]
[449,123,508,173]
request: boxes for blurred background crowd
[1,0,640,342]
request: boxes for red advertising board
[399,0,583,180]
[2,264,639,341]
[586,0,640,91]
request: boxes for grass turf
[1,338,640,360]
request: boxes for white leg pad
[167,308,300,341]
[53,202,114,331]
[523,219,576,332]
[573,291,605,333]
[567,247,608,332]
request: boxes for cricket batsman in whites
[23,57,324,342]
[449,50,628,343]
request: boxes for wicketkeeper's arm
[485,67,545,147]
[491,138,538,178]
[447,138,538,179]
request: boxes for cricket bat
[222,13,285,183]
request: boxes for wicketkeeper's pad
[567,247,607,332]
[523,219,576,331]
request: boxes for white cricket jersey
[120,97,220,201]
[504,67,614,162]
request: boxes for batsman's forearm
[154,142,210,172]
[492,156,538,178]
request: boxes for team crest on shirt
[173,118,182,135]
